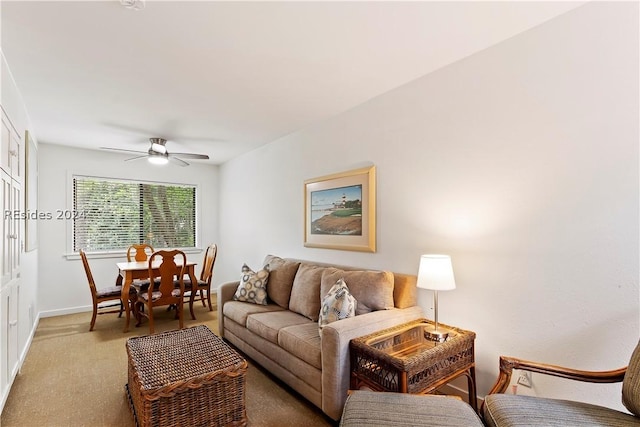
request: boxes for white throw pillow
[233,263,269,305]
[318,278,357,329]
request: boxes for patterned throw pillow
[318,278,357,329]
[233,263,269,305]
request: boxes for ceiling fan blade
[124,155,149,162]
[100,147,147,155]
[169,152,210,160]
[169,156,189,167]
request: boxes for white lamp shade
[417,254,456,291]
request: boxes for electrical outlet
[517,371,532,388]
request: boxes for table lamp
[417,254,456,342]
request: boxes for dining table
[117,259,198,332]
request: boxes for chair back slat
[79,250,97,295]
[200,244,218,284]
[127,244,154,262]
[148,250,186,303]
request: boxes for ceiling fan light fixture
[120,0,145,11]
[101,136,207,167]
[148,155,169,165]
[150,142,167,154]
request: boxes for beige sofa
[217,255,424,421]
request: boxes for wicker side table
[350,318,477,412]
[126,325,248,427]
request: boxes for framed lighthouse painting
[303,166,376,252]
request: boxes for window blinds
[73,176,196,252]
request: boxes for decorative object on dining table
[303,165,376,252]
[416,254,457,342]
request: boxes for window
[73,176,196,252]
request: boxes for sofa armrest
[320,305,424,420]
[216,280,240,337]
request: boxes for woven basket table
[350,318,477,412]
[126,325,248,427]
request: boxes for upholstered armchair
[482,340,640,426]
[340,340,640,426]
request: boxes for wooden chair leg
[178,302,184,329]
[148,307,155,334]
[200,289,206,307]
[90,303,98,331]
[135,302,143,327]
[116,275,124,318]
[206,290,213,311]
[173,303,180,320]
[189,292,196,320]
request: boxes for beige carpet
[1,303,333,427]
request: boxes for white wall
[37,144,219,315]
[218,2,639,410]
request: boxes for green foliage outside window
[73,177,196,252]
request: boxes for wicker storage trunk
[126,325,247,427]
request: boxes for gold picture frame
[304,166,376,252]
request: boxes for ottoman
[126,325,247,427]
[339,390,484,427]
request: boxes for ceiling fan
[100,138,210,167]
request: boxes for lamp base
[423,324,450,343]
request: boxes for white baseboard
[39,305,91,318]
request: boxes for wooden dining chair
[80,250,136,331]
[134,249,186,334]
[182,244,218,319]
[126,243,156,287]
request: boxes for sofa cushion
[278,322,322,369]
[246,310,311,344]
[289,263,324,321]
[263,255,301,309]
[233,263,269,305]
[483,394,640,427]
[321,268,394,315]
[319,279,357,329]
[223,300,284,327]
[393,273,418,309]
[224,318,323,394]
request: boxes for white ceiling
[1,1,584,165]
